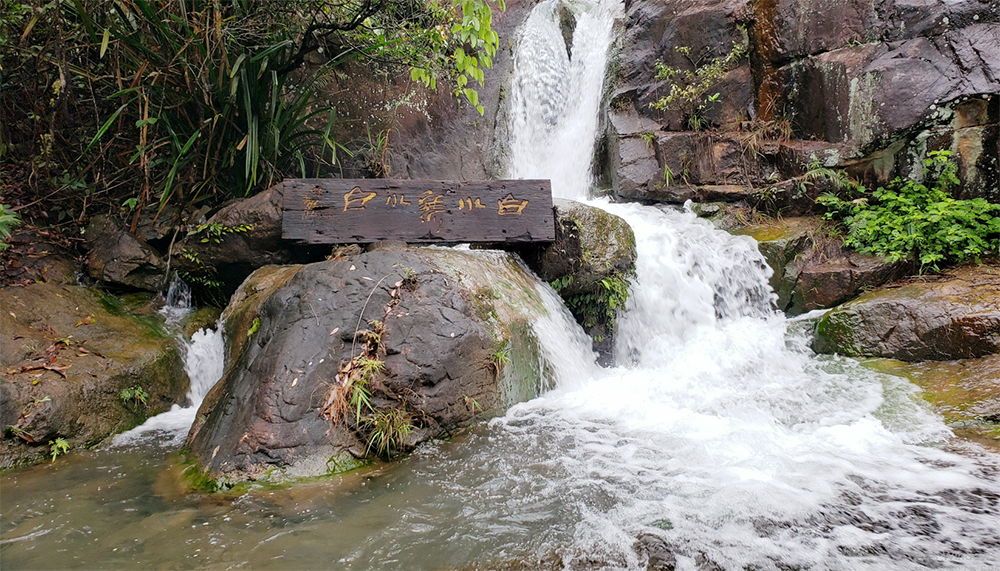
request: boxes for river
[3,0,999,568]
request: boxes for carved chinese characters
[282,179,554,243]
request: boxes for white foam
[112,326,224,446]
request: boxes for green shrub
[120,385,149,408]
[49,437,70,462]
[817,151,1000,272]
[0,204,21,250]
[649,40,747,130]
[3,0,502,225]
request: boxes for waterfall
[488,0,1000,567]
[507,0,621,197]
[112,282,225,446]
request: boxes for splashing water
[2,0,999,569]
[481,0,1000,566]
[113,287,225,446]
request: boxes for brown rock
[1,283,188,468]
[734,217,909,315]
[170,185,328,295]
[84,215,168,292]
[814,263,1000,360]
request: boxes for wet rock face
[813,263,1000,361]
[867,354,1000,451]
[733,217,910,315]
[0,283,188,468]
[186,248,551,485]
[608,0,1000,202]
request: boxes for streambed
[3,0,999,567]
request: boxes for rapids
[2,0,999,569]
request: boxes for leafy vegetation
[120,385,149,408]
[650,40,747,130]
[320,316,414,459]
[246,317,261,339]
[0,204,21,250]
[559,273,632,338]
[817,151,1000,272]
[490,343,510,374]
[364,407,413,457]
[49,437,69,462]
[2,0,503,232]
[189,223,253,245]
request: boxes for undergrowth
[816,151,1000,272]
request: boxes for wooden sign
[281,179,554,243]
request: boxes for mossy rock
[512,198,637,364]
[813,263,1000,361]
[864,355,1000,452]
[732,216,911,315]
[1,283,188,469]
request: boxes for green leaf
[86,101,132,152]
[100,28,110,58]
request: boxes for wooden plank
[281,179,554,243]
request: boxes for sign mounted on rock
[281,179,554,243]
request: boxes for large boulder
[84,215,168,292]
[813,262,1000,360]
[1,283,188,468]
[732,217,910,315]
[512,198,637,364]
[170,185,327,295]
[185,247,566,487]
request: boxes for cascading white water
[490,0,1000,567]
[507,0,621,197]
[112,280,225,446]
[113,328,224,446]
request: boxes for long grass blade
[86,101,132,152]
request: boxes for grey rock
[186,248,560,485]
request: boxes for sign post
[281,179,554,243]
